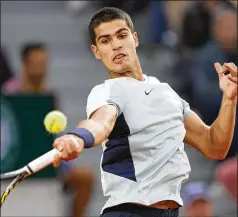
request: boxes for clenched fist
[52,134,84,167]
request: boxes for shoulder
[144,74,161,84]
[89,78,129,98]
[89,83,105,94]
[89,78,126,92]
[87,83,106,103]
[105,77,129,87]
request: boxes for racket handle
[27,149,60,173]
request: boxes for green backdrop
[1,94,57,178]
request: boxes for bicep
[184,111,211,157]
[89,104,117,130]
[78,104,117,145]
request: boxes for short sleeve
[181,99,192,118]
[86,81,125,119]
[167,84,192,119]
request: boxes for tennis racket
[1,148,59,208]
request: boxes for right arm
[77,104,117,146]
[53,104,117,167]
[53,81,125,167]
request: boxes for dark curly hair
[88,7,134,45]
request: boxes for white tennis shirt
[86,74,192,213]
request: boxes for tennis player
[53,7,237,217]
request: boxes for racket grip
[27,149,60,173]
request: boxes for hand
[215,62,237,100]
[52,134,84,167]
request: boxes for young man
[52,7,237,217]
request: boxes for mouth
[113,53,126,63]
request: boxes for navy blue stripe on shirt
[102,113,137,182]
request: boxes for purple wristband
[67,128,95,148]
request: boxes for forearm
[209,94,237,158]
[74,105,117,147]
[77,119,113,146]
[52,106,116,166]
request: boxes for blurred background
[1,1,237,217]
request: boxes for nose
[112,39,122,51]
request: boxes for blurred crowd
[1,1,237,217]
[1,42,94,217]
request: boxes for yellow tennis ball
[44,110,67,134]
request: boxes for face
[185,199,214,217]
[24,49,48,78]
[91,19,139,74]
[213,11,237,51]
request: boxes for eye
[101,39,109,44]
[119,34,127,39]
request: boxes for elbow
[207,154,226,160]
[216,154,227,160]
[207,131,231,160]
[205,147,228,160]
[215,150,228,160]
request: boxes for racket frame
[0,148,59,208]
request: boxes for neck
[21,72,46,93]
[109,57,144,81]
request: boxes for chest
[122,82,184,131]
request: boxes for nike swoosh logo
[145,89,153,95]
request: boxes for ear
[91,44,101,60]
[133,32,139,48]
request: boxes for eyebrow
[97,28,129,42]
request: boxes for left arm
[184,62,237,160]
[184,95,236,159]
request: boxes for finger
[215,62,225,77]
[69,136,82,154]
[53,138,64,152]
[225,62,237,71]
[223,64,235,77]
[227,74,238,84]
[65,138,74,157]
[224,62,237,76]
[53,153,61,168]
[64,137,80,160]
[214,62,222,73]
[61,141,69,161]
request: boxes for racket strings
[1,173,27,208]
